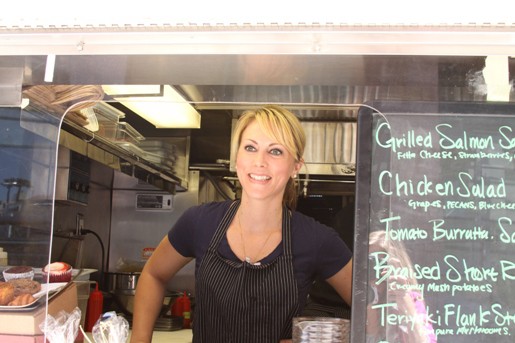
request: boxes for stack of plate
[154,315,184,331]
[292,317,350,343]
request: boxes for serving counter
[132,330,192,343]
[85,329,193,343]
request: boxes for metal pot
[106,272,141,315]
[107,271,141,292]
[106,272,182,316]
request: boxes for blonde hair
[231,105,306,209]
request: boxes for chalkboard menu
[352,101,515,343]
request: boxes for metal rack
[60,119,187,193]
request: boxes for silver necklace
[238,209,275,265]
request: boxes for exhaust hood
[300,121,356,176]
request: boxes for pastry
[2,265,34,281]
[8,278,41,296]
[42,262,73,283]
[0,282,15,306]
[8,293,36,306]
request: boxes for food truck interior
[0,22,514,339]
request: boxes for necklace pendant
[245,256,251,263]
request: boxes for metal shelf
[60,119,187,193]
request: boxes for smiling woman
[231,105,305,209]
[130,105,353,343]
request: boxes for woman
[130,105,353,343]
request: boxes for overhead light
[483,56,511,102]
[102,85,201,128]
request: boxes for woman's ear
[293,158,304,177]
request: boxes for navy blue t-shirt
[168,200,352,306]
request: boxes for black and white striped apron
[193,200,300,343]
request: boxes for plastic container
[116,122,145,145]
[293,317,350,343]
[141,150,165,165]
[97,121,144,147]
[97,121,119,141]
[139,139,177,152]
[92,102,126,123]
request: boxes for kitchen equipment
[292,317,350,343]
[300,121,356,176]
[107,271,141,292]
[107,272,182,316]
[110,289,183,316]
[109,288,184,331]
[107,271,141,315]
[55,148,91,205]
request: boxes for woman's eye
[244,145,256,152]
[270,148,283,156]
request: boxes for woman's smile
[249,173,272,181]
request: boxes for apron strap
[282,206,293,258]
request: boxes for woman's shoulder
[291,210,352,279]
[291,210,336,235]
[170,200,234,257]
[291,210,346,253]
[290,210,351,283]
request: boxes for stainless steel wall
[108,170,199,294]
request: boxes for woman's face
[236,120,302,203]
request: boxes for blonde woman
[131,105,353,343]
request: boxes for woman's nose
[254,151,267,167]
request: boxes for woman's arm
[326,258,353,305]
[130,236,193,343]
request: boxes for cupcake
[2,265,34,281]
[42,262,73,283]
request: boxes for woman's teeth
[250,174,271,181]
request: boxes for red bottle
[85,282,104,332]
[182,292,191,329]
[170,291,191,328]
[171,294,184,317]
